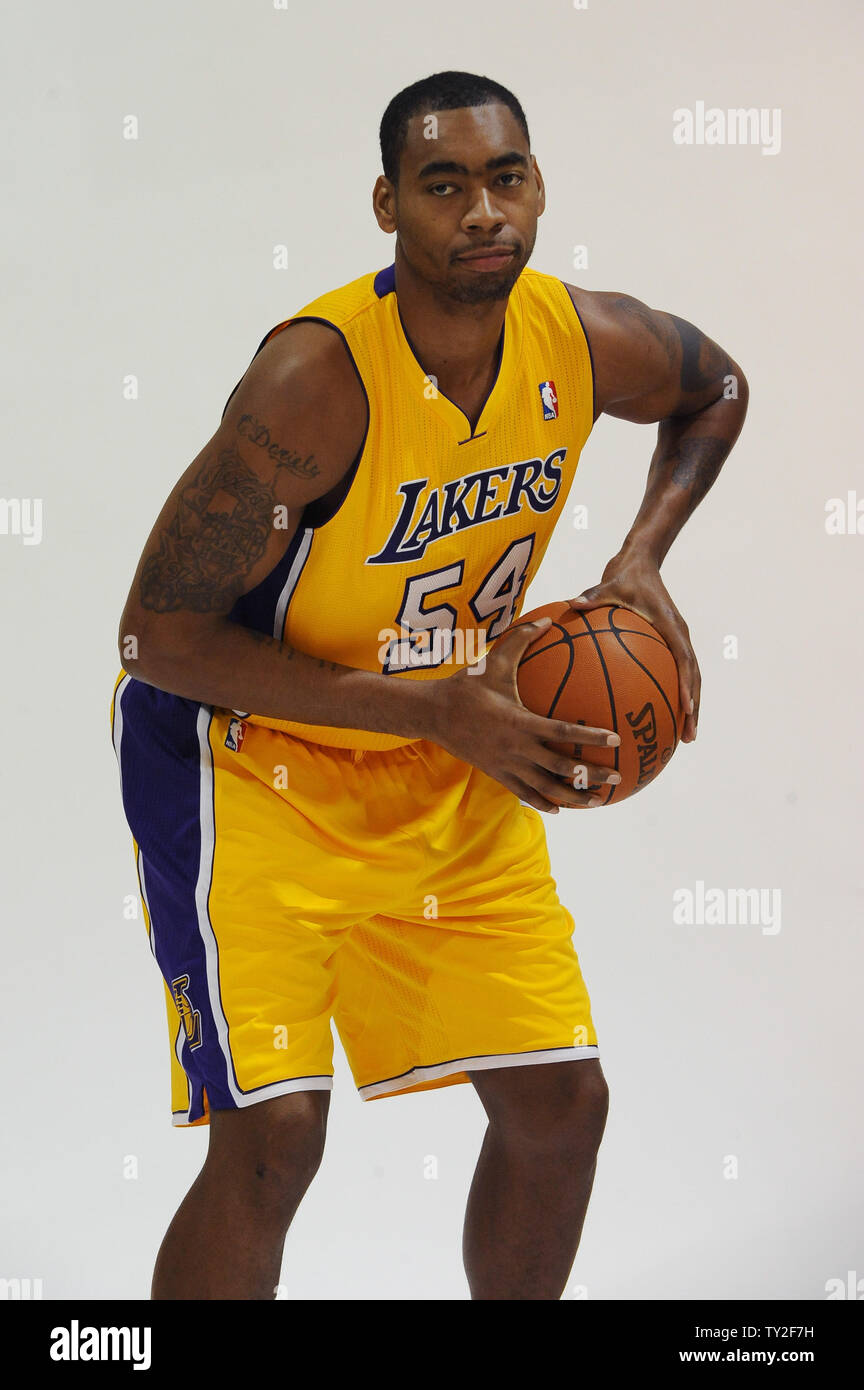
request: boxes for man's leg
[463,1059,608,1300]
[152,1090,330,1300]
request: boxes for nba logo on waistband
[225,718,247,752]
[538,380,559,419]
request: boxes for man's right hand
[427,616,621,814]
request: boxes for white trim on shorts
[357,1044,600,1100]
[170,1074,334,1125]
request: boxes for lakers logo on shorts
[171,975,202,1050]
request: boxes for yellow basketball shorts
[110,672,599,1126]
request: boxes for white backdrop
[1,0,861,1300]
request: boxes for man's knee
[570,1063,610,1144]
[206,1089,330,1204]
[471,1060,609,1155]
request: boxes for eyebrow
[416,150,529,180]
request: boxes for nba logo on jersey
[539,380,559,420]
[225,718,247,752]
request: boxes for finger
[524,714,620,749]
[660,630,694,740]
[495,615,554,664]
[686,662,702,740]
[531,747,621,787]
[678,672,694,741]
[571,762,622,789]
[568,588,606,608]
[508,617,555,642]
[506,773,562,815]
[544,784,612,810]
[518,763,609,809]
[675,654,698,742]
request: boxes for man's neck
[393,252,508,400]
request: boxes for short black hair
[379,71,530,186]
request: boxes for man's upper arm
[118,321,367,654]
[564,284,744,424]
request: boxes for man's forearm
[618,389,748,567]
[120,616,438,741]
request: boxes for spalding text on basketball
[626,700,663,787]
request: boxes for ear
[372,175,397,234]
[532,156,546,216]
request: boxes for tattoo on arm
[613,296,732,398]
[670,437,729,505]
[237,414,319,479]
[140,446,276,613]
[668,315,732,395]
[241,625,342,674]
[242,627,294,659]
[612,295,678,359]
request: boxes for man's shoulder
[517,269,609,336]
[248,266,392,394]
[516,265,579,299]
[559,280,615,321]
[287,265,393,331]
[560,283,669,345]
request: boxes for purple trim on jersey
[221,314,371,639]
[373,263,396,297]
[560,281,597,424]
[226,524,308,636]
[113,678,234,1122]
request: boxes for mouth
[454,247,517,272]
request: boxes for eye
[498,172,524,186]
[428,183,457,196]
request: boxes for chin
[445,263,524,305]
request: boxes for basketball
[515,601,686,806]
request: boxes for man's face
[374,103,545,304]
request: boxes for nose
[462,187,504,232]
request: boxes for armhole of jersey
[219,315,371,530]
[220,323,279,421]
[559,281,597,427]
[286,316,371,529]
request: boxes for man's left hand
[568,553,700,742]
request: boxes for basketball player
[110,71,747,1300]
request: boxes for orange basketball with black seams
[515,601,686,806]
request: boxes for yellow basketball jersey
[223,262,594,750]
